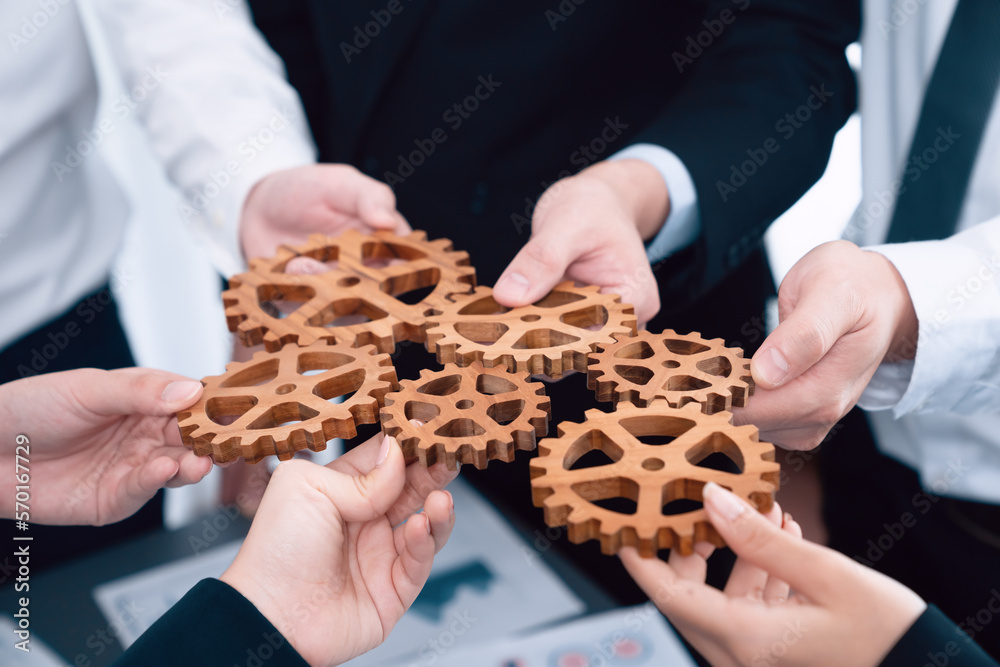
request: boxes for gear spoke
[382,362,550,470]
[426,282,636,379]
[589,329,752,410]
[224,230,475,353]
[530,400,778,557]
[178,342,396,463]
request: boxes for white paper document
[92,478,584,662]
[383,604,698,667]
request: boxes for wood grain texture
[178,341,397,463]
[588,329,753,412]
[530,400,780,557]
[224,230,475,353]
[381,362,550,470]
[425,282,637,378]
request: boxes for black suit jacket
[248,0,858,341]
[111,579,308,667]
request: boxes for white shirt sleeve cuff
[609,143,701,264]
[859,236,1000,416]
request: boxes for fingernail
[783,512,793,527]
[162,380,202,405]
[425,512,432,534]
[446,490,455,517]
[376,436,393,467]
[755,347,789,386]
[703,482,748,523]
[496,272,530,301]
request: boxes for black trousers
[822,409,1000,659]
[0,284,164,574]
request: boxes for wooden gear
[530,401,779,557]
[381,362,551,470]
[425,282,637,378]
[588,329,753,412]
[224,230,475,353]
[177,341,397,463]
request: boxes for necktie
[886,0,1000,243]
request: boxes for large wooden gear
[425,282,637,378]
[588,330,753,412]
[224,230,475,353]
[177,341,397,463]
[381,362,551,470]
[530,401,780,557]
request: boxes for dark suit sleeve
[111,579,309,667]
[880,605,997,666]
[638,0,859,300]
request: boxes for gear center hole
[642,458,664,471]
[455,399,474,410]
[520,314,541,322]
[275,383,297,395]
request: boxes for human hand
[493,159,668,326]
[621,483,925,667]
[220,429,457,667]
[0,368,212,526]
[240,164,410,261]
[733,241,918,450]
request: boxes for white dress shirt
[847,0,1000,502]
[0,0,315,352]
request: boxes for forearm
[91,0,316,275]
[634,0,859,294]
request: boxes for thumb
[702,482,841,604]
[494,231,572,306]
[356,181,404,230]
[303,435,408,522]
[751,284,858,389]
[75,368,203,418]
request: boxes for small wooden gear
[530,401,779,557]
[177,341,397,463]
[381,362,551,470]
[588,329,753,412]
[425,282,637,378]
[224,230,475,353]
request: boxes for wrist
[580,160,670,241]
[872,252,918,361]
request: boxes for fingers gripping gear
[425,282,637,378]
[530,401,779,557]
[588,329,753,412]
[224,230,476,353]
[177,341,397,463]
[381,362,551,470]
